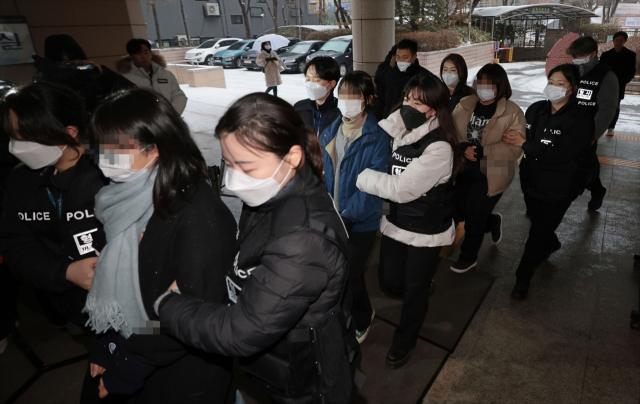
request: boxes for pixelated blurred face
[548,71,572,94]
[395,48,415,64]
[305,65,334,90]
[131,43,152,70]
[477,76,496,94]
[338,83,364,101]
[613,35,626,51]
[403,90,434,116]
[442,60,458,75]
[98,133,157,170]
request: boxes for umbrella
[545,32,580,76]
[252,34,290,51]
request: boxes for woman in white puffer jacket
[356,73,464,370]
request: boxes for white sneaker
[355,309,375,344]
[606,128,614,137]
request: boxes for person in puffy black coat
[156,93,358,404]
[33,34,134,113]
[503,64,593,300]
[0,83,108,327]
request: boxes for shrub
[396,30,461,52]
[450,26,492,44]
[305,28,352,41]
[568,23,621,44]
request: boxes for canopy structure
[471,3,598,48]
[472,4,598,21]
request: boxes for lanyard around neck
[46,187,62,219]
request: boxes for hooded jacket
[320,111,389,232]
[117,54,187,115]
[452,95,526,197]
[0,156,108,325]
[356,110,455,247]
[519,99,593,203]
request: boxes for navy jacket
[320,111,389,232]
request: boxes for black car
[241,37,302,71]
[307,35,353,77]
[278,40,325,73]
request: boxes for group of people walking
[0,31,634,403]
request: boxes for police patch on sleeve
[226,276,242,304]
[391,165,406,176]
[73,228,98,255]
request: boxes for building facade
[142,0,320,44]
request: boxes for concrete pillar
[351,0,395,77]
[0,0,146,85]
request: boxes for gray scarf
[84,168,157,338]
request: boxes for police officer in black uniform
[155,93,360,404]
[504,64,594,300]
[566,36,619,211]
[0,83,107,326]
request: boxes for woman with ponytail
[156,93,358,404]
[356,74,463,370]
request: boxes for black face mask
[400,105,428,131]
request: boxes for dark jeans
[515,196,571,282]
[584,141,606,197]
[0,263,18,339]
[609,97,622,129]
[455,174,503,262]
[265,86,278,97]
[346,230,376,331]
[378,235,441,350]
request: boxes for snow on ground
[182,62,640,217]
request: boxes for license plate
[243,60,251,64]
[214,58,222,61]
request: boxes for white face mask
[442,73,459,88]
[9,138,66,170]
[305,81,329,101]
[337,99,364,119]
[224,156,292,207]
[98,147,155,183]
[544,85,569,103]
[264,46,271,51]
[572,55,591,65]
[397,61,411,72]
[476,86,496,102]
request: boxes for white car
[185,38,242,65]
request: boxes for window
[256,0,267,3]
[231,15,243,24]
[319,40,349,53]
[228,41,247,50]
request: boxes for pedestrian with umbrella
[255,34,289,97]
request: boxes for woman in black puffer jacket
[503,64,594,301]
[156,93,359,404]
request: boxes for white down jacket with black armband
[356,109,456,247]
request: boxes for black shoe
[588,188,606,211]
[450,258,477,273]
[511,279,530,300]
[544,239,562,261]
[385,343,415,370]
[491,213,503,243]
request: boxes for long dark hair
[440,53,473,96]
[337,70,376,111]
[396,74,464,178]
[548,64,580,100]
[2,83,86,152]
[215,93,323,179]
[90,88,208,213]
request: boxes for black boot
[385,342,415,370]
[588,187,606,211]
[511,279,530,301]
[544,238,562,261]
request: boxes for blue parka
[320,111,389,232]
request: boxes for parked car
[185,38,242,65]
[241,38,302,71]
[0,80,16,97]
[212,39,256,68]
[278,40,325,73]
[307,35,353,77]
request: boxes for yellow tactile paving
[610,134,640,141]
[598,156,640,169]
